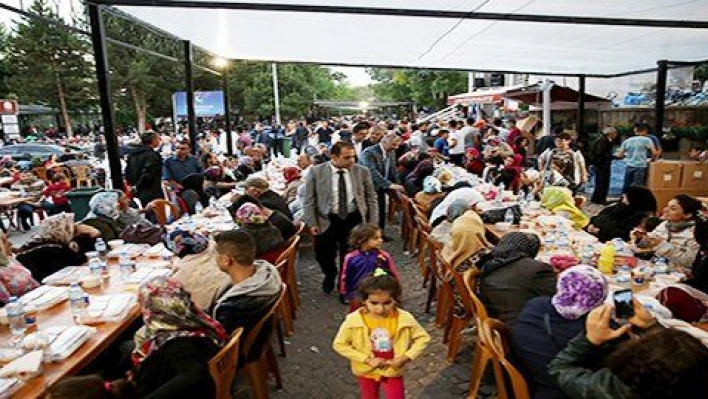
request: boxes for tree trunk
[130,86,147,134]
[53,64,73,137]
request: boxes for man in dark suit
[359,133,404,237]
[361,125,386,151]
[303,141,378,294]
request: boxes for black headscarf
[480,232,541,275]
[624,186,658,213]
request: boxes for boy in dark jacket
[125,132,163,206]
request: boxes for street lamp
[213,56,232,155]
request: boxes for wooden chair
[403,196,422,254]
[71,165,95,187]
[415,217,441,315]
[476,318,530,399]
[240,286,286,399]
[465,272,493,399]
[275,235,301,314]
[209,327,244,399]
[147,199,180,225]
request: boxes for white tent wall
[108,0,708,76]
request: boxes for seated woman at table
[12,170,46,231]
[236,154,257,179]
[404,159,435,197]
[116,191,153,227]
[631,194,704,270]
[414,176,445,214]
[16,213,100,281]
[441,209,490,271]
[235,203,285,264]
[431,199,470,248]
[231,194,297,241]
[429,185,485,227]
[41,173,72,216]
[81,191,124,241]
[512,265,608,399]
[549,303,708,399]
[540,186,589,229]
[477,232,556,327]
[685,219,708,294]
[0,231,39,306]
[282,166,302,205]
[203,166,237,199]
[586,186,657,243]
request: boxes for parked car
[0,144,80,162]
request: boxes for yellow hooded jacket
[332,308,431,378]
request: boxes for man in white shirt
[447,120,466,166]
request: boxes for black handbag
[480,204,522,224]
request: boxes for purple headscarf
[552,265,608,320]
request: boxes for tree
[368,68,467,110]
[0,24,12,98]
[6,0,95,136]
[695,64,708,85]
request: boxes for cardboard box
[651,187,708,210]
[681,162,708,187]
[648,161,682,189]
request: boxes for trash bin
[66,187,103,221]
[283,138,292,158]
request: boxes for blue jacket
[359,144,397,191]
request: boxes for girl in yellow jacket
[333,270,431,399]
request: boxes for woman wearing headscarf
[464,147,485,176]
[282,166,302,204]
[166,231,228,311]
[131,276,228,398]
[16,213,100,281]
[81,191,124,241]
[0,231,39,305]
[477,232,556,327]
[431,199,470,249]
[541,187,589,229]
[414,176,445,214]
[236,155,256,179]
[231,194,297,241]
[512,265,608,399]
[586,186,657,242]
[397,151,419,184]
[235,203,285,264]
[404,159,435,196]
[429,186,485,228]
[441,210,490,270]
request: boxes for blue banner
[172,91,225,117]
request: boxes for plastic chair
[275,235,301,315]
[240,285,286,399]
[477,318,530,399]
[416,217,441,316]
[465,271,493,399]
[273,262,292,357]
[147,199,180,226]
[209,328,244,399]
[71,165,95,187]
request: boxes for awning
[447,86,522,106]
[94,1,708,77]
[505,84,611,105]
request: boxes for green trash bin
[66,187,103,221]
[283,138,292,158]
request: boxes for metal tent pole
[222,65,233,155]
[88,4,123,190]
[183,40,198,154]
[577,75,586,142]
[655,60,668,138]
[272,63,281,126]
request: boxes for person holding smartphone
[549,300,708,398]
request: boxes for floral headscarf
[283,167,301,184]
[25,213,75,247]
[551,265,608,320]
[132,276,227,365]
[239,156,254,167]
[164,229,209,258]
[86,191,120,220]
[236,203,267,225]
[423,176,442,194]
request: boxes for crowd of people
[1,112,708,398]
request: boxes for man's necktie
[337,169,348,219]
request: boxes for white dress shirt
[330,163,355,214]
[353,140,363,156]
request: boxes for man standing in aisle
[125,131,163,207]
[303,141,378,294]
[590,127,619,204]
[359,133,404,238]
[448,120,466,166]
[617,123,659,192]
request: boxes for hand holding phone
[613,289,635,319]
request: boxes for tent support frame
[183,40,198,154]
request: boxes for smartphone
[613,289,635,319]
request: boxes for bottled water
[94,238,107,257]
[88,257,102,278]
[68,283,86,318]
[209,196,218,210]
[6,297,27,336]
[504,208,515,225]
[525,191,535,202]
[654,257,669,273]
[119,249,133,282]
[194,201,204,215]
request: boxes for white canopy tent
[94,0,708,77]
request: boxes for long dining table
[0,258,167,398]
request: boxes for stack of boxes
[648,160,708,207]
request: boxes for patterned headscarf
[434,168,454,186]
[239,156,254,167]
[26,213,75,246]
[552,265,608,320]
[236,203,267,225]
[283,167,301,184]
[480,232,541,275]
[423,176,442,194]
[132,276,227,365]
[86,191,120,220]
[164,229,209,258]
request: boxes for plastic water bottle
[504,208,515,225]
[525,191,535,203]
[209,196,218,210]
[88,257,102,278]
[6,297,27,336]
[69,283,86,318]
[119,249,133,282]
[654,257,669,274]
[95,238,107,257]
[194,201,204,215]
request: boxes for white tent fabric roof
[110,0,708,76]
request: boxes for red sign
[0,100,18,115]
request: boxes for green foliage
[695,65,708,84]
[367,68,467,109]
[6,0,96,135]
[0,24,12,98]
